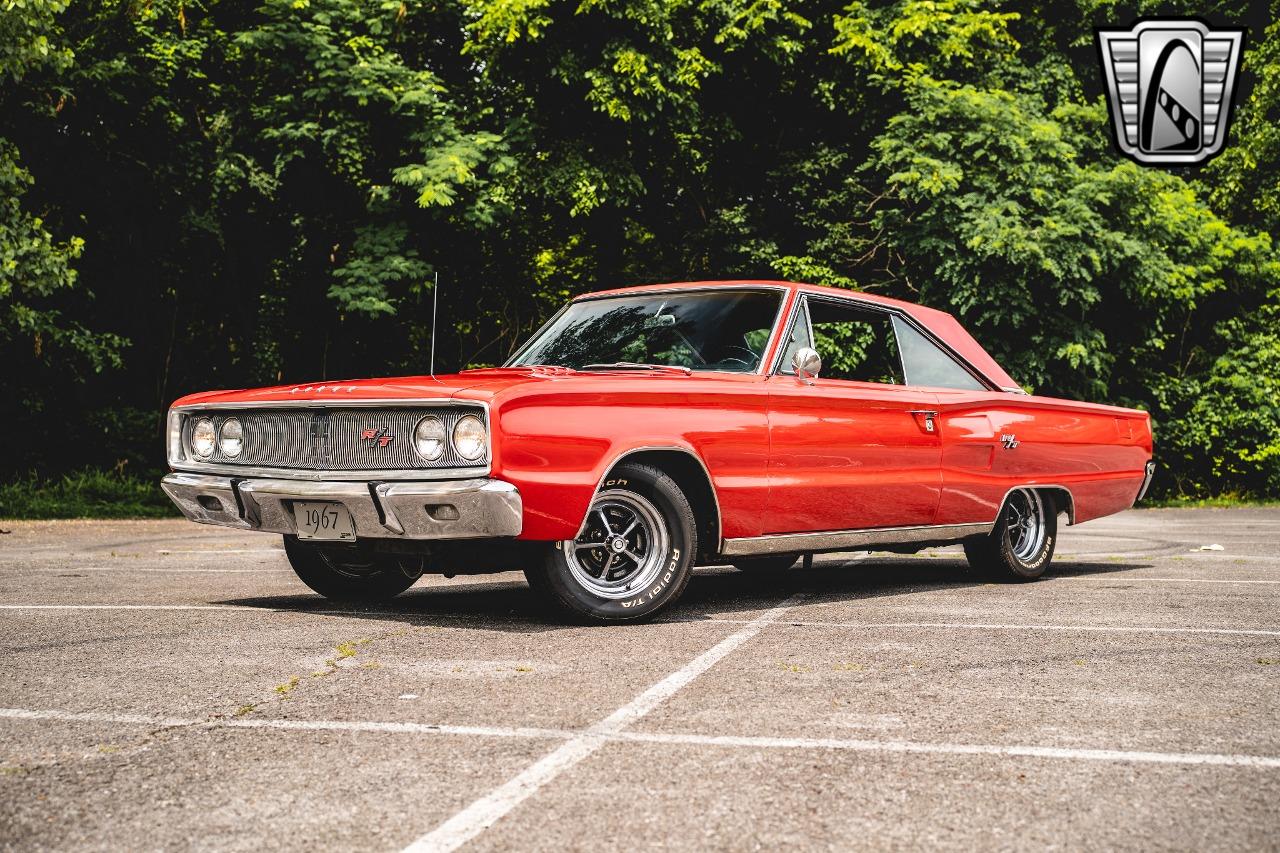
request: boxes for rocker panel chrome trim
[720,522,993,557]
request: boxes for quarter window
[891,316,986,390]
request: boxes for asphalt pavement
[1,508,1278,851]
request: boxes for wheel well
[604,449,721,563]
[1038,487,1076,525]
[1000,486,1076,525]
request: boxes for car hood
[168,366,699,408]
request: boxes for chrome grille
[180,407,487,471]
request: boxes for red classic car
[161,281,1154,622]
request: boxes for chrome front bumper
[161,472,522,540]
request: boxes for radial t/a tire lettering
[524,462,696,624]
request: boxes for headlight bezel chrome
[452,414,487,462]
[219,417,244,458]
[413,415,447,462]
[191,418,217,459]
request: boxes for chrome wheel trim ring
[563,489,670,600]
[1007,489,1048,562]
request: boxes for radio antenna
[429,270,439,377]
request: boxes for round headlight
[452,414,487,461]
[191,418,216,458]
[219,418,244,458]
[413,416,447,461]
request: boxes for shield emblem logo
[1096,19,1246,166]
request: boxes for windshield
[509,289,784,373]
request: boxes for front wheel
[963,489,1057,581]
[524,463,696,624]
[283,536,423,601]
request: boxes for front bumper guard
[161,472,522,540]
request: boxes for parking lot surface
[1,508,1278,851]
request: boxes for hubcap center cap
[609,537,628,553]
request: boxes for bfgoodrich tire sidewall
[999,493,1057,579]
[539,465,695,622]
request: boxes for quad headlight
[413,416,447,461]
[219,418,244,458]
[452,414,487,461]
[191,418,216,458]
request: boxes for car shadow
[214,553,1155,632]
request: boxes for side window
[781,298,903,384]
[892,316,986,390]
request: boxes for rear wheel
[731,554,799,573]
[963,489,1057,581]
[524,463,696,624]
[283,536,423,601]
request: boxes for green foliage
[0,468,177,519]
[0,0,1277,504]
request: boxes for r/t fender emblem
[1001,433,1019,449]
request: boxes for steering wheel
[717,346,759,368]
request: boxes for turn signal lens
[219,418,244,458]
[191,418,216,458]
[452,414,487,461]
[414,416,447,461]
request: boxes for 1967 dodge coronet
[162,280,1154,622]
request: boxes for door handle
[908,410,938,434]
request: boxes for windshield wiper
[579,362,693,375]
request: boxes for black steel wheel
[283,536,423,601]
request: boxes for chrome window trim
[505,285,791,376]
[168,399,492,480]
[767,291,1000,392]
[721,521,993,557]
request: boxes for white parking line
[1061,576,1280,585]
[2,605,1278,639]
[156,549,284,555]
[4,706,1278,770]
[11,567,290,574]
[0,604,259,611]
[402,594,805,853]
[687,618,1280,637]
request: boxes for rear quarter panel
[934,391,1152,525]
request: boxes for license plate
[293,502,356,541]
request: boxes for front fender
[488,389,768,542]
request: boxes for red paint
[171,281,1153,544]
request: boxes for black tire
[963,489,1057,581]
[731,554,799,573]
[524,462,696,624]
[283,536,423,601]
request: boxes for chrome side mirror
[792,346,821,382]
